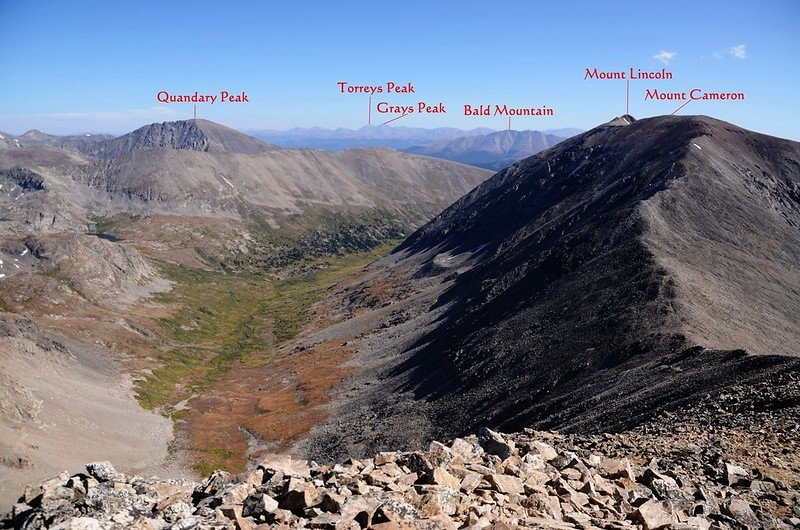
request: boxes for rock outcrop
[89,120,273,158]
[4,425,798,529]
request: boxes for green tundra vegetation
[135,242,396,414]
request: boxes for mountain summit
[297,114,800,458]
[92,119,273,157]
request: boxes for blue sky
[1,0,798,139]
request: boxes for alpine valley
[0,118,491,509]
[1,115,799,530]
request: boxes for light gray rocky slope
[0,120,492,225]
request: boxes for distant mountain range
[1,121,271,158]
[1,124,585,172]
[0,117,492,290]
[405,129,567,170]
[248,125,495,150]
[0,119,491,232]
[0,129,113,152]
[247,124,582,152]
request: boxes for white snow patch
[693,143,702,150]
[220,175,235,189]
[13,264,19,269]
[0,274,5,279]
[0,259,3,265]
[20,248,28,256]
[14,139,20,147]
[0,134,4,139]
[85,133,91,136]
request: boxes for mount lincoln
[294,114,800,460]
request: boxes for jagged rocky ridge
[88,120,274,158]
[3,422,799,530]
[1,121,273,158]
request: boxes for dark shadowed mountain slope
[405,129,566,170]
[296,114,800,460]
[398,114,800,360]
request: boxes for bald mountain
[296,114,800,460]
[405,129,567,170]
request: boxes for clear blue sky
[1,0,798,139]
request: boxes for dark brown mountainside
[295,114,800,460]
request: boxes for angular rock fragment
[723,498,759,528]
[281,483,322,513]
[631,499,674,530]
[430,467,461,489]
[477,428,515,460]
[162,501,192,523]
[85,462,117,482]
[255,453,312,479]
[1,427,793,530]
[722,462,750,487]
[487,474,524,495]
[242,493,279,517]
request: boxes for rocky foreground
[3,426,799,530]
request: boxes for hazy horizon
[1,1,798,140]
